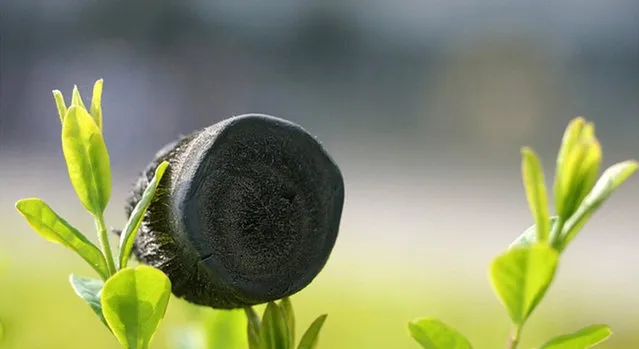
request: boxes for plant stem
[548,217,565,249]
[96,214,117,276]
[507,326,521,349]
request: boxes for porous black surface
[123,114,344,309]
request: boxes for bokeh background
[1,1,638,348]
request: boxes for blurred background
[1,1,638,348]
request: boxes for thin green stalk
[548,217,565,250]
[95,214,116,276]
[507,325,521,349]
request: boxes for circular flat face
[177,114,344,301]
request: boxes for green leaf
[118,161,169,270]
[101,265,171,349]
[15,198,109,279]
[489,244,559,326]
[259,302,290,349]
[280,297,295,346]
[90,79,104,130]
[71,85,87,109]
[539,324,612,349]
[202,309,247,349]
[61,105,112,216]
[554,117,586,217]
[69,274,108,328]
[407,318,472,349]
[297,314,327,349]
[52,90,68,123]
[510,217,559,250]
[559,160,638,251]
[521,147,551,242]
[245,307,261,349]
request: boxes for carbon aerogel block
[123,113,345,309]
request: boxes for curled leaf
[90,79,104,130]
[118,161,169,270]
[52,90,68,123]
[61,105,112,216]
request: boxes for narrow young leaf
[280,297,296,346]
[69,274,108,328]
[489,244,559,326]
[244,307,261,349]
[510,217,558,250]
[559,160,638,251]
[539,324,612,349]
[118,161,169,270]
[15,198,109,279]
[297,315,328,349]
[52,90,68,123]
[521,147,551,242]
[554,117,585,217]
[61,105,112,216]
[71,85,87,109]
[408,318,472,349]
[259,302,290,349]
[101,266,171,349]
[90,79,104,130]
[202,309,247,349]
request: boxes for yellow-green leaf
[540,324,612,349]
[118,161,169,270]
[61,105,112,216]
[554,117,585,212]
[297,314,327,349]
[52,90,68,123]
[71,85,87,109]
[90,79,104,130]
[15,198,109,279]
[408,318,473,349]
[102,266,171,349]
[489,244,558,326]
[560,160,638,251]
[521,147,551,242]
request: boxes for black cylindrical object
[124,114,344,309]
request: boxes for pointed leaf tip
[540,324,612,349]
[90,78,104,130]
[408,318,472,349]
[297,314,328,349]
[52,90,68,123]
[61,106,112,216]
[118,161,169,269]
[489,244,558,326]
[521,147,550,242]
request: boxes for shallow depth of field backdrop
[1,1,638,348]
